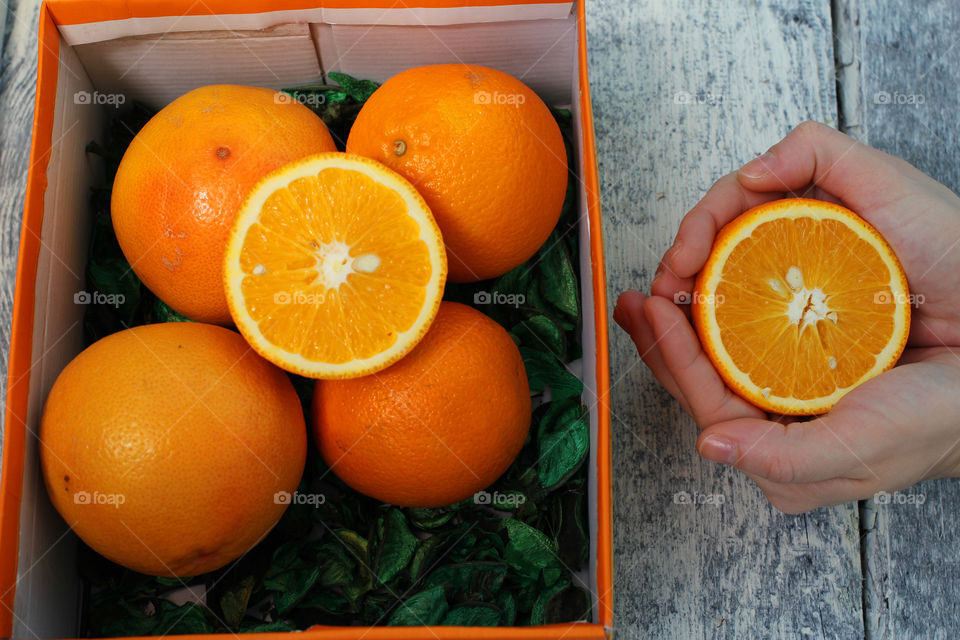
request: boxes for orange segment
[224,153,447,378]
[693,198,910,415]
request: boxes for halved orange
[693,198,910,415]
[224,152,447,379]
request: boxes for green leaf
[409,534,447,583]
[299,587,352,615]
[496,591,517,626]
[520,347,584,401]
[503,519,560,580]
[442,604,501,626]
[328,71,380,102]
[152,298,191,323]
[538,401,589,488]
[219,575,255,629]
[512,314,565,359]
[387,585,448,626]
[377,508,418,584]
[407,506,455,529]
[263,544,321,615]
[530,583,591,624]
[537,232,579,318]
[423,562,507,600]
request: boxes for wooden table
[1,1,958,638]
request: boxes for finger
[613,291,688,408]
[748,473,875,514]
[737,121,918,212]
[649,267,694,308]
[667,173,783,279]
[696,409,882,484]
[644,295,764,427]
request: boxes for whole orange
[346,64,568,282]
[313,301,530,507]
[111,84,337,324]
[40,322,307,577]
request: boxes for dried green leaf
[520,347,584,401]
[538,401,589,488]
[377,508,418,584]
[503,519,560,580]
[219,575,255,629]
[442,604,501,626]
[387,585,448,626]
[537,233,579,318]
[327,71,380,102]
[512,314,565,360]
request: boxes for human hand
[614,121,960,513]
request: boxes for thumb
[696,412,880,484]
[737,120,915,213]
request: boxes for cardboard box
[0,1,611,637]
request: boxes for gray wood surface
[843,1,960,639]
[587,1,864,638]
[2,0,960,638]
[0,0,41,455]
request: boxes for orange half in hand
[224,153,446,379]
[693,198,911,415]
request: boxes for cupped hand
[615,121,960,513]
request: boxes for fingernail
[613,306,627,331]
[613,299,631,331]
[740,151,776,179]
[667,241,683,268]
[698,435,738,465]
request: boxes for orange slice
[693,198,910,415]
[224,152,447,379]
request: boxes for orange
[346,64,567,282]
[223,152,446,379]
[39,323,306,577]
[693,198,911,415]
[112,84,337,325]
[313,302,530,507]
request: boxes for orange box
[0,1,611,637]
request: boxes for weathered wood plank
[841,1,960,638]
[0,0,43,453]
[586,1,864,637]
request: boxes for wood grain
[0,0,43,454]
[586,1,863,638]
[841,1,960,638]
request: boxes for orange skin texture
[346,64,568,282]
[39,322,307,577]
[313,302,531,507]
[111,85,337,324]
